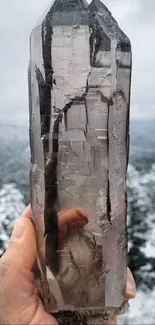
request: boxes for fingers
[107,268,136,325]
[0,205,88,272]
[30,299,58,325]
[7,206,135,302]
[0,205,58,325]
[58,208,88,229]
[1,216,37,271]
[125,267,136,299]
[26,204,88,229]
[0,205,87,272]
[21,204,32,219]
[107,316,117,325]
[0,213,37,324]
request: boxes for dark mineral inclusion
[29,0,132,322]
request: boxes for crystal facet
[29,0,132,321]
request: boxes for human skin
[0,206,136,325]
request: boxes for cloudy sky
[0,0,155,125]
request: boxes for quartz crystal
[29,0,132,322]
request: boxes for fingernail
[21,205,32,219]
[126,279,136,297]
[107,316,117,325]
[11,219,25,241]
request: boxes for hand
[0,206,58,325]
[0,206,136,325]
[107,267,136,324]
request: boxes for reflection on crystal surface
[29,0,132,320]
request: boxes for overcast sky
[0,0,155,125]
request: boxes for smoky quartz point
[29,0,132,321]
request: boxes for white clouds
[130,104,155,120]
[105,0,140,20]
[0,0,52,122]
[0,0,155,123]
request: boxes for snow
[118,164,155,323]
[128,164,155,258]
[120,290,155,324]
[0,183,25,255]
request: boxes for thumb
[1,216,37,271]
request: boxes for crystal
[29,0,132,322]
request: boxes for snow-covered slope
[0,183,25,255]
[120,163,155,324]
[127,164,155,290]
[120,290,155,324]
